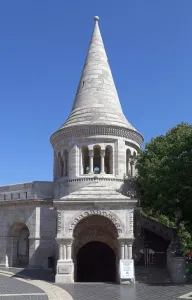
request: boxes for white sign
[120,259,134,279]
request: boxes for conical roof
[59,16,138,132]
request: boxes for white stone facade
[0,16,143,283]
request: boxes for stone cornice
[53,199,137,206]
[0,198,53,206]
[28,236,53,240]
[67,177,124,183]
[50,125,143,147]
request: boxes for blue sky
[0,1,192,185]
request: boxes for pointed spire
[59,16,137,131]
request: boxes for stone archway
[7,222,30,267]
[73,215,118,282]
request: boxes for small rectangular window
[11,193,13,200]
[4,194,6,200]
[25,192,27,199]
[18,193,20,199]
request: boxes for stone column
[100,150,105,174]
[128,243,133,259]
[124,243,128,259]
[59,242,64,260]
[118,239,125,259]
[63,244,67,260]
[66,241,72,261]
[89,150,94,174]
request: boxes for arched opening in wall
[105,145,113,174]
[77,241,116,282]
[131,151,137,177]
[73,215,118,283]
[126,149,131,176]
[137,228,170,267]
[82,146,89,174]
[93,145,101,174]
[63,149,68,176]
[58,153,64,177]
[7,222,30,267]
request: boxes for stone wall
[0,181,53,201]
[0,201,55,268]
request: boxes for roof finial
[94,16,99,23]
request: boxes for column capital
[56,237,74,246]
[118,237,134,244]
[88,149,94,157]
[100,150,105,157]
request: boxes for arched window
[126,149,131,176]
[105,145,113,174]
[58,153,64,177]
[63,150,68,176]
[82,146,89,174]
[93,145,101,174]
[131,151,137,177]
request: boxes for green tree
[136,122,192,223]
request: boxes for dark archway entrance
[7,222,30,267]
[77,241,116,282]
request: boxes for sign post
[119,259,135,284]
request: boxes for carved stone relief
[57,212,62,234]
[68,210,124,235]
[72,215,118,257]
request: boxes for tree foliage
[136,122,192,222]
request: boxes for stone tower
[50,16,143,284]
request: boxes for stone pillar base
[55,260,74,284]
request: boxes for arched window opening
[7,222,30,267]
[94,167,100,174]
[82,146,89,174]
[105,146,113,174]
[58,153,64,177]
[126,149,131,176]
[93,145,101,174]
[63,150,68,176]
[131,151,137,177]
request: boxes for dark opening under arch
[76,241,116,282]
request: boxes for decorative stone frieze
[68,210,124,235]
[51,125,143,147]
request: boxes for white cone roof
[59,17,138,132]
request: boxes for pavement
[0,267,192,300]
[0,269,72,300]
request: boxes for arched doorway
[73,215,118,282]
[77,241,116,282]
[7,222,30,267]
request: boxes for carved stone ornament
[51,126,143,147]
[68,210,124,235]
[57,212,62,233]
